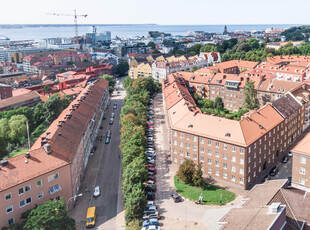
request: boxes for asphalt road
[69,78,125,230]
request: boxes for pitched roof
[0,91,41,110]
[272,94,301,118]
[292,132,310,157]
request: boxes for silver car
[93,186,101,197]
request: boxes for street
[69,78,126,230]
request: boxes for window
[215,161,219,167]
[300,157,307,164]
[239,178,244,184]
[254,143,256,149]
[6,205,13,214]
[36,180,42,187]
[8,218,14,226]
[215,170,219,176]
[173,131,177,137]
[174,157,177,163]
[193,145,197,151]
[26,197,32,204]
[186,152,190,158]
[248,147,251,153]
[248,176,251,183]
[300,167,306,175]
[18,188,24,195]
[200,157,205,162]
[173,149,177,154]
[215,151,219,158]
[231,166,236,172]
[254,162,256,168]
[193,154,197,160]
[186,134,190,140]
[193,136,197,142]
[254,152,256,159]
[173,140,177,146]
[19,200,25,208]
[239,168,244,174]
[200,138,204,144]
[299,178,305,186]
[48,173,59,182]
[186,143,190,149]
[231,156,236,162]
[5,193,12,201]
[208,168,212,174]
[240,148,244,154]
[180,141,184,147]
[49,184,62,194]
[208,149,212,155]
[223,153,227,160]
[180,133,183,138]
[200,147,204,153]
[208,159,212,164]
[231,175,236,182]
[208,140,212,146]
[223,144,227,150]
[239,158,244,164]
[215,142,219,148]
[223,163,227,169]
[38,192,44,199]
[25,185,31,192]
[248,157,251,163]
[223,173,227,179]
[232,146,236,152]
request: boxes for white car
[93,186,101,197]
[141,225,160,230]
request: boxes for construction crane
[48,10,87,46]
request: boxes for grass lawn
[174,176,236,205]
[6,148,29,158]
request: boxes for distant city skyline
[1,0,310,25]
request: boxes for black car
[171,193,181,203]
[281,156,288,163]
[146,192,155,200]
[269,166,278,177]
[261,175,271,183]
[145,184,156,192]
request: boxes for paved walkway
[153,93,245,230]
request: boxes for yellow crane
[48,10,88,45]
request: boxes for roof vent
[259,125,264,129]
[188,124,193,128]
[46,132,51,135]
[0,160,8,167]
[58,133,62,136]
[25,152,30,159]
[225,133,231,137]
[43,143,51,154]
[25,159,28,164]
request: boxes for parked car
[144,180,156,186]
[146,192,155,201]
[147,167,156,172]
[109,118,114,125]
[148,171,155,176]
[148,137,153,141]
[141,225,160,230]
[171,193,181,203]
[93,186,101,197]
[281,156,288,163]
[113,103,117,109]
[288,151,293,157]
[111,112,115,118]
[142,211,159,220]
[269,166,278,176]
[147,201,154,207]
[142,218,158,227]
[148,159,155,165]
[148,175,156,181]
[261,175,271,183]
[106,130,111,138]
[145,184,156,192]
[148,145,155,149]
[143,205,157,214]
[91,146,97,154]
[105,137,110,144]
[146,153,156,159]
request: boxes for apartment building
[0,91,42,111]
[0,79,109,228]
[163,75,305,190]
[291,84,310,129]
[214,60,258,74]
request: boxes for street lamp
[67,193,83,210]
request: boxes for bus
[86,207,96,228]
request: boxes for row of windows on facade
[4,173,59,202]
[5,184,62,216]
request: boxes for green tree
[100,74,116,94]
[192,163,203,187]
[147,41,156,49]
[42,85,52,92]
[123,76,133,91]
[243,80,259,110]
[43,94,68,123]
[247,38,259,49]
[9,115,28,142]
[214,97,224,111]
[24,199,75,230]
[116,62,129,76]
[177,159,195,184]
[125,187,146,220]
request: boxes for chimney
[25,152,30,159]
[268,203,281,214]
[43,143,51,154]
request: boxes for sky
[1,0,310,25]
